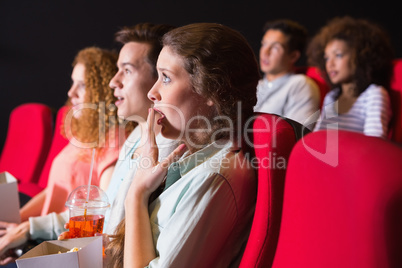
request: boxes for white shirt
[254,73,320,129]
[314,84,392,139]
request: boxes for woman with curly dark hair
[307,16,393,138]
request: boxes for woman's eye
[162,74,171,84]
[336,53,343,58]
[125,68,131,74]
[78,83,86,90]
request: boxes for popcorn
[58,247,81,254]
[68,247,81,252]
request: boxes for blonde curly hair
[63,47,135,150]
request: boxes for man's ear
[290,50,301,65]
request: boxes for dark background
[0,0,400,151]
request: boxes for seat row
[240,113,402,267]
[0,104,69,200]
[1,56,401,265]
[1,57,401,196]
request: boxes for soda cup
[65,185,110,238]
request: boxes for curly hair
[64,47,135,149]
[162,23,260,143]
[307,16,394,97]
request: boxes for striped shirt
[314,84,392,138]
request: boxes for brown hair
[307,16,394,97]
[263,19,308,54]
[162,22,260,142]
[114,22,176,78]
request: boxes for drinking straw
[86,148,96,203]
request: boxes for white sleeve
[364,86,392,138]
[29,210,69,240]
[285,76,321,127]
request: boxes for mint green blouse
[147,139,257,267]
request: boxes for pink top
[41,141,119,216]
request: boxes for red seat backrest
[272,130,402,268]
[239,113,308,268]
[305,66,329,107]
[389,58,402,144]
[17,106,71,198]
[37,106,70,189]
[0,103,53,184]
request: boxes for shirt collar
[263,73,292,89]
[163,139,235,190]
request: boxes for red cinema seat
[305,66,329,107]
[239,113,309,268]
[18,106,70,197]
[389,58,402,144]
[272,130,402,268]
[0,103,53,185]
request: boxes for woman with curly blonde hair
[64,46,132,147]
[307,16,394,138]
[0,47,134,266]
[37,46,135,217]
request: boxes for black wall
[0,0,399,151]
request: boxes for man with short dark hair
[254,19,320,129]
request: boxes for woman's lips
[153,108,166,125]
[71,102,81,111]
[328,70,337,78]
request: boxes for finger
[0,230,6,237]
[0,256,15,265]
[144,108,158,163]
[58,231,70,240]
[147,108,157,149]
[64,222,70,229]
[0,222,10,229]
[159,143,187,171]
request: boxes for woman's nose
[67,85,76,98]
[147,84,160,102]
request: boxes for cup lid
[65,185,110,209]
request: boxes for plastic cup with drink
[65,185,110,238]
